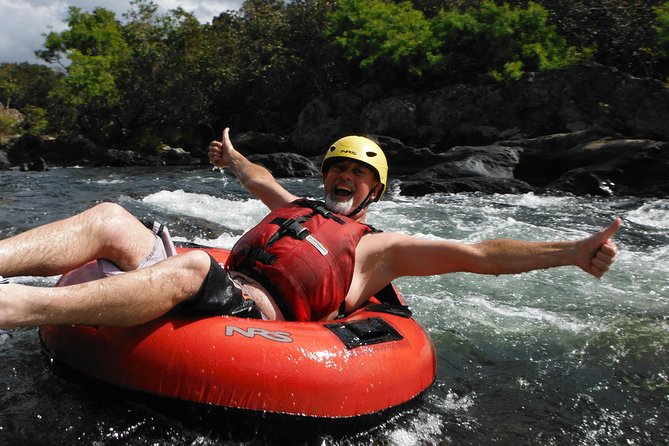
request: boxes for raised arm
[357,218,622,295]
[208,128,298,210]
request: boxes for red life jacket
[226,199,373,321]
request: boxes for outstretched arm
[208,128,298,210]
[358,218,622,293]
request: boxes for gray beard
[324,193,354,215]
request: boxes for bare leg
[0,203,156,277]
[0,250,211,328]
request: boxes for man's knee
[178,250,214,283]
[85,203,155,268]
[87,203,136,227]
[165,250,215,305]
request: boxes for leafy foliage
[430,1,589,81]
[21,105,49,135]
[535,0,668,78]
[657,1,669,83]
[0,63,62,111]
[657,2,669,54]
[327,0,589,83]
[1,0,665,153]
[0,113,20,138]
[37,7,130,107]
[327,0,438,78]
[210,0,340,133]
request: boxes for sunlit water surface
[1,167,667,445]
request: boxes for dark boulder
[19,157,49,172]
[247,153,320,178]
[411,145,522,180]
[544,138,669,197]
[397,144,529,196]
[0,150,9,170]
[232,131,288,155]
[380,139,450,176]
[291,90,364,154]
[158,145,200,166]
[291,64,669,154]
[400,177,535,196]
[48,134,104,165]
[6,133,45,165]
[99,149,154,167]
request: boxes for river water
[0,166,667,445]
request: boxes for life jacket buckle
[271,218,310,241]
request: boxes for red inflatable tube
[40,247,436,419]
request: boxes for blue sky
[0,0,243,65]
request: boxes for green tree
[0,73,17,108]
[0,63,62,111]
[209,0,340,133]
[36,0,224,149]
[656,1,669,83]
[326,0,438,81]
[22,105,49,135]
[120,0,222,150]
[0,63,67,135]
[37,7,130,107]
[431,1,589,81]
[36,7,131,142]
[537,0,667,79]
[656,2,669,53]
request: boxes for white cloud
[0,0,242,65]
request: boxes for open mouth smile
[334,186,353,198]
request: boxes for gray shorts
[98,221,175,275]
[97,221,262,319]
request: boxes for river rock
[0,150,9,169]
[49,134,104,165]
[413,145,522,179]
[546,139,669,197]
[158,145,199,166]
[400,177,535,195]
[291,90,364,154]
[232,131,289,154]
[397,144,532,195]
[247,153,320,178]
[5,133,45,165]
[378,137,451,175]
[291,64,669,153]
[20,157,48,172]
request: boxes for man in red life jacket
[0,128,621,328]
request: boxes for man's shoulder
[358,231,405,250]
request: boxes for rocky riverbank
[2,64,668,198]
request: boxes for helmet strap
[346,182,381,219]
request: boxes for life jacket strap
[308,201,345,224]
[239,246,277,265]
[266,217,311,247]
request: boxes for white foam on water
[142,189,268,232]
[469,297,588,334]
[508,191,573,208]
[626,200,669,229]
[412,291,596,336]
[385,413,445,446]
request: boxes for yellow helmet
[321,136,388,201]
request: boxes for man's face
[323,160,378,216]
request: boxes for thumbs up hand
[576,217,622,278]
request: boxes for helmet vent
[366,152,377,157]
[329,146,336,152]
